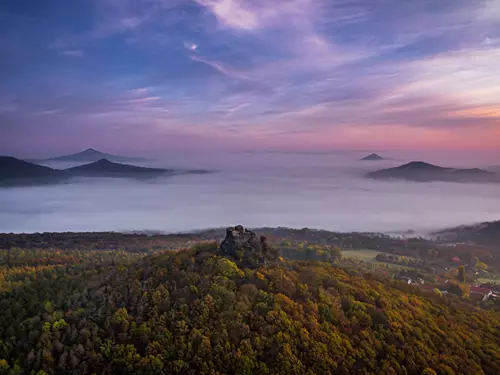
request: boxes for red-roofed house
[480,283,500,294]
[470,286,493,302]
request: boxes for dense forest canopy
[0,227,499,374]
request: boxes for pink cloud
[125,97,161,104]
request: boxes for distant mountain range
[31,148,149,163]
[361,153,384,161]
[0,157,209,186]
[366,161,497,183]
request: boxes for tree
[474,259,488,271]
[330,247,342,263]
[422,248,438,264]
[448,282,465,297]
[457,266,466,283]
[2,232,500,374]
[433,288,442,297]
[0,359,10,374]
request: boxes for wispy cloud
[129,87,151,95]
[32,109,63,116]
[0,102,17,114]
[59,50,84,57]
[125,97,161,104]
[195,0,260,30]
[3,0,500,153]
[50,1,153,49]
[190,55,251,80]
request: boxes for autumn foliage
[0,236,498,374]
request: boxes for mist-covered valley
[1,150,500,234]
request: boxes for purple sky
[1,0,500,157]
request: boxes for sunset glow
[1,0,500,156]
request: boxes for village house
[470,286,493,302]
[397,275,424,285]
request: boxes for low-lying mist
[1,151,500,234]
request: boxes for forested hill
[1,228,500,374]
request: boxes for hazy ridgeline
[1,150,500,234]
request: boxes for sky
[1,0,500,157]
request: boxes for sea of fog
[1,150,500,234]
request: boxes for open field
[342,249,419,270]
[476,276,500,285]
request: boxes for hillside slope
[366,161,497,182]
[44,148,148,163]
[65,158,169,177]
[434,220,500,247]
[1,226,499,374]
[0,156,66,185]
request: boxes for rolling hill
[433,220,500,246]
[366,161,497,182]
[1,156,210,185]
[0,156,67,185]
[37,148,149,163]
[65,158,169,178]
[1,225,499,374]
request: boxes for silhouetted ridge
[65,158,168,177]
[91,158,116,165]
[398,161,446,170]
[434,220,500,246]
[0,156,66,185]
[1,156,211,185]
[40,148,149,162]
[80,148,100,154]
[366,161,497,183]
